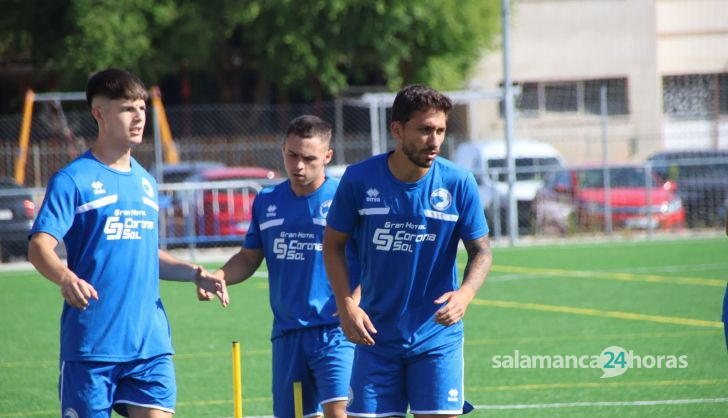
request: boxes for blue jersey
[327,153,489,354]
[245,177,356,339]
[31,150,172,362]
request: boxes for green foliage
[0,0,501,102]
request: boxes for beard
[402,141,437,168]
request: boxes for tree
[0,0,500,107]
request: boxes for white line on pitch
[473,397,728,410]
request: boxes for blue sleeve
[243,192,263,249]
[326,171,358,235]
[456,173,489,240]
[30,171,78,242]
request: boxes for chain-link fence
[1,90,727,262]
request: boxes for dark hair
[85,68,148,107]
[285,115,332,144]
[391,84,453,125]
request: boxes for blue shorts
[347,339,465,417]
[271,324,355,418]
[59,354,176,418]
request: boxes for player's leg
[125,405,173,418]
[308,325,355,418]
[113,354,176,418]
[273,330,322,417]
[60,360,116,418]
[347,347,407,417]
[407,339,464,418]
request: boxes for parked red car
[190,166,278,241]
[160,166,279,246]
[534,165,685,234]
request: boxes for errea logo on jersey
[365,188,381,203]
[447,388,459,402]
[91,181,106,195]
[267,205,277,218]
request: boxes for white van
[452,139,565,233]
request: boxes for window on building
[505,78,628,117]
[584,78,628,115]
[663,74,714,118]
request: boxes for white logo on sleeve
[91,181,106,195]
[430,188,452,211]
[141,177,154,198]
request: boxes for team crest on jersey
[91,181,106,195]
[320,200,332,218]
[267,205,277,217]
[430,188,452,211]
[63,408,79,418]
[141,177,154,198]
[365,188,381,202]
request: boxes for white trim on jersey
[357,207,390,216]
[260,218,285,231]
[75,195,119,214]
[313,218,327,226]
[142,196,159,212]
[423,210,459,222]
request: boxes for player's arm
[434,235,492,326]
[216,247,264,285]
[28,232,98,309]
[196,247,264,301]
[158,249,229,306]
[323,226,376,345]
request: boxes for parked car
[152,161,226,210]
[160,166,280,247]
[453,139,565,234]
[534,165,685,234]
[646,150,728,228]
[150,161,226,184]
[0,177,35,262]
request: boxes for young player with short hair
[28,68,228,418]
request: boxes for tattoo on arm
[461,236,493,294]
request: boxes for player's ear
[390,121,403,140]
[324,148,333,165]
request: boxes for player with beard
[323,84,493,417]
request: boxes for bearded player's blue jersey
[326,153,489,354]
[245,177,357,339]
[30,150,172,362]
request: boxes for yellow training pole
[293,381,303,418]
[15,89,35,185]
[232,341,243,418]
[150,86,180,164]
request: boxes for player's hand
[196,286,215,302]
[193,266,229,307]
[338,297,377,345]
[59,274,99,310]
[434,286,475,326]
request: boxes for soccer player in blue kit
[197,115,355,418]
[28,68,229,418]
[323,84,493,417]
